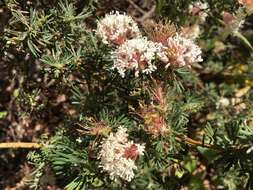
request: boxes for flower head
[96,11,141,46]
[113,37,163,77]
[137,82,169,137]
[222,10,245,34]
[238,0,253,14]
[160,33,203,68]
[216,97,230,109]
[98,127,145,182]
[141,107,168,137]
[189,1,208,23]
[143,20,176,45]
[181,24,201,39]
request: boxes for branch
[142,6,156,20]
[176,136,221,150]
[182,136,212,148]
[137,5,156,23]
[127,0,146,15]
[0,136,216,150]
[0,142,41,149]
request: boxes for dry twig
[0,142,41,148]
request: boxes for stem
[234,31,253,52]
[176,136,217,149]
[0,142,41,149]
[127,0,146,15]
[0,137,218,150]
[182,136,212,148]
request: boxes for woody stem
[0,142,41,149]
[176,136,216,149]
[0,137,218,149]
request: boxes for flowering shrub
[1,0,253,190]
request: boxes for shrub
[1,0,253,189]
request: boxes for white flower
[161,33,203,68]
[216,97,230,109]
[113,37,162,77]
[76,137,82,143]
[135,143,145,155]
[98,127,145,182]
[189,1,208,23]
[96,11,141,46]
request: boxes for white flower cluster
[161,33,203,68]
[96,12,203,77]
[98,127,145,182]
[113,38,163,77]
[96,11,141,46]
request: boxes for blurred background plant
[0,0,253,189]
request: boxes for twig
[176,136,218,149]
[182,136,212,148]
[0,142,41,149]
[127,0,146,15]
[137,5,156,23]
[0,136,216,150]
